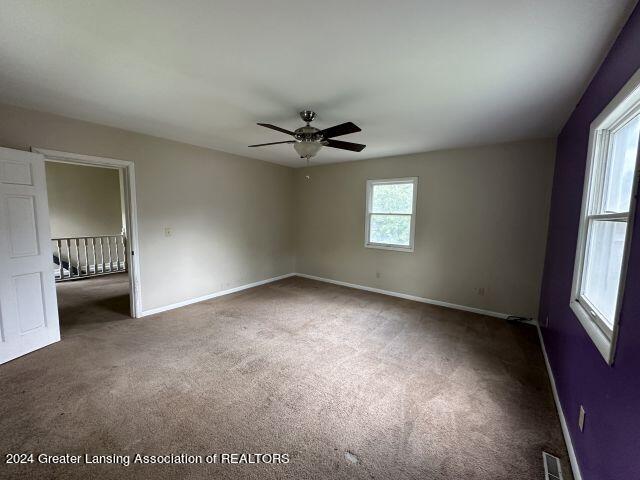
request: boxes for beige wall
[0,102,554,318]
[0,103,294,313]
[45,162,123,238]
[294,139,556,317]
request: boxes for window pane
[371,183,414,213]
[581,220,627,328]
[603,114,640,213]
[369,214,411,246]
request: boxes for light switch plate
[164,227,172,237]
[578,405,586,432]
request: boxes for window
[571,69,640,364]
[365,177,418,251]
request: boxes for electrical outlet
[578,405,586,432]
[164,227,173,237]
[477,287,485,296]
[376,271,381,279]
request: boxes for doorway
[33,148,141,321]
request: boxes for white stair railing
[52,234,127,281]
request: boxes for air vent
[543,452,563,480]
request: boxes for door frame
[32,148,142,318]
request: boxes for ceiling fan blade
[325,139,366,152]
[320,122,361,139]
[257,123,295,136]
[248,141,295,147]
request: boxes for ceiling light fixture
[293,140,323,159]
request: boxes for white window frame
[570,67,640,365]
[365,177,418,252]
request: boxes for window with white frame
[365,177,418,251]
[571,69,640,364]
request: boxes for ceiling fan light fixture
[250,111,365,160]
[293,141,322,159]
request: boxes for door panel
[0,147,60,364]
[6,195,39,256]
[14,272,47,333]
[1,161,33,185]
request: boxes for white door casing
[33,148,142,318]
[0,147,60,364]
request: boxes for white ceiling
[0,1,636,167]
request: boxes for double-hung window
[571,69,640,364]
[365,177,418,251]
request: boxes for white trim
[569,67,640,365]
[139,273,296,317]
[569,300,615,361]
[365,177,418,252]
[140,271,515,319]
[34,148,135,168]
[364,242,414,253]
[295,273,512,319]
[32,148,143,318]
[537,325,583,480]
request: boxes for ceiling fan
[248,110,366,160]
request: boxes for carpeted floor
[0,274,571,479]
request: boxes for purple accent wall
[539,5,640,480]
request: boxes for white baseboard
[294,272,512,319]
[139,273,296,317]
[140,271,514,320]
[536,324,583,480]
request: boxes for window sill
[569,300,614,365]
[365,243,414,253]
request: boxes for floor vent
[543,452,563,480]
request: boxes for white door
[0,147,60,364]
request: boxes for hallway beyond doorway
[56,273,130,331]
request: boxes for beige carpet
[0,274,571,479]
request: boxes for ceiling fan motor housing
[294,125,324,143]
[295,111,325,152]
[293,118,323,158]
